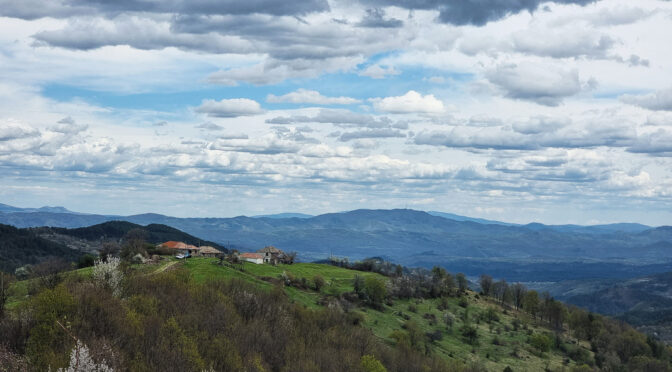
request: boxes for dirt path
[148,260,179,275]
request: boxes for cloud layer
[0,0,671,224]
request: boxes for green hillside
[177,259,595,371]
[2,257,671,371]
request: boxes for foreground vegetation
[3,256,671,371]
[1,225,671,371]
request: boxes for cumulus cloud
[486,63,583,106]
[413,117,636,151]
[512,116,570,135]
[48,117,88,135]
[0,0,330,19]
[194,98,264,118]
[0,122,40,141]
[267,89,360,105]
[512,29,614,59]
[338,128,406,142]
[371,90,445,114]
[365,0,596,26]
[621,88,672,111]
[266,109,403,129]
[628,129,672,156]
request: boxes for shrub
[76,254,96,269]
[313,275,325,291]
[361,355,387,372]
[530,333,553,353]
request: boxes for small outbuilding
[198,246,223,258]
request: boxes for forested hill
[0,224,80,272]
[0,221,226,272]
[37,220,226,250]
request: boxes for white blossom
[58,340,113,372]
[92,257,123,297]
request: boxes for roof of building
[160,241,199,250]
[199,246,222,255]
[257,246,282,254]
[240,253,263,259]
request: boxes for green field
[180,258,386,308]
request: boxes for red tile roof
[160,241,199,250]
[240,253,263,259]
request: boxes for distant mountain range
[3,202,671,342]
[1,203,670,282]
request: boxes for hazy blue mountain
[0,203,83,215]
[1,204,671,282]
[427,211,515,226]
[252,213,314,219]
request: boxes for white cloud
[194,98,264,118]
[371,90,445,114]
[358,64,401,79]
[486,62,583,106]
[267,89,360,105]
[621,87,672,111]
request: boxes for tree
[77,254,96,269]
[92,257,123,297]
[460,324,479,345]
[57,340,113,372]
[285,251,297,264]
[313,275,325,291]
[360,355,387,372]
[364,277,387,308]
[492,280,509,305]
[353,275,364,295]
[530,333,553,353]
[120,229,147,260]
[456,273,468,293]
[98,242,120,262]
[523,290,540,319]
[511,283,527,310]
[479,275,493,296]
[33,258,70,290]
[0,271,15,320]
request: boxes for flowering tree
[58,340,113,372]
[91,257,123,297]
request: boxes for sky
[1,0,672,225]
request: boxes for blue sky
[1,0,672,225]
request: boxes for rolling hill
[0,221,226,271]
[1,205,671,282]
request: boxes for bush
[361,355,387,372]
[76,254,96,269]
[530,333,553,353]
[460,324,479,345]
[313,275,325,291]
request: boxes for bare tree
[33,258,70,289]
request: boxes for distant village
[156,241,295,264]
